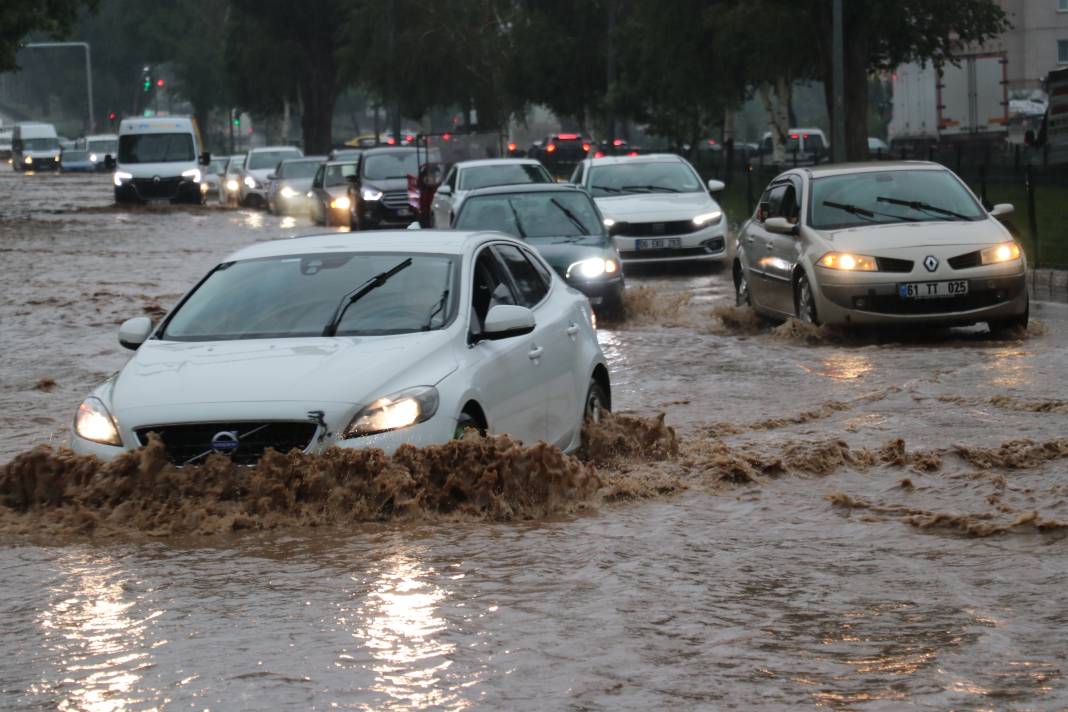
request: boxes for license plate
[635,238,681,251]
[898,280,969,299]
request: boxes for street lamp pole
[21,42,94,134]
[831,0,845,163]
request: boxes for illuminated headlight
[243,175,257,189]
[89,153,98,162]
[343,386,439,438]
[817,252,877,271]
[280,185,299,199]
[23,156,32,164]
[567,257,618,279]
[113,170,133,186]
[692,210,723,227]
[361,187,383,201]
[53,154,60,161]
[331,195,352,210]
[181,168,202,183]
[603,217,616,228]
[226,178,239,192]
[74,397,122,446]
[980,241,1021,265]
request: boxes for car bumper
[814,270,1027,325]
[115,178,203,203]
[360,200,416,227]
[566,275,624,305]
[613,224,728,264]
[273,193,311,214]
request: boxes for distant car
[530,133,589,175]
[218,154,245,206]
[868,137,890,157]
[266,156,324,216]
[237,146,303,207]
[329,148,364,161]
[760,128,828,164]
[570,153,728,266]
[84,133,119,172]
[453,183,625,316]
[430,158,554,228]
[346,146,422,230]
[733,162,1028,332]
[60,149,96,172]
[0,128,12,163]
[12,122,61,172]
[201,156,228,199]
[70,230,610,463]
[309,159,359,226]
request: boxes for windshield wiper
[549,197,590,235]
[322,258,412,336]
[422,288,449,330]
[875,196,969,221]
[622,184,679,193]
[591,185,622,193]
[822,201,915,223]
[507,199,528,238]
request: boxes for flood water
[3,171,1068,710]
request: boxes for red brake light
[442,132,451,141]
[557,133,579,140]
[627,151,638,156]
[386,137,396,145]
[546,144,557,153]
[789,133,800,139]
[802,133,810,139]
[582,143,590,152]
[612,139,623,147]
[594,151,605,158]
[707,139,717,145]
[508,142,516,152]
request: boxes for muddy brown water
[3,171,1068,710]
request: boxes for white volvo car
[71,231,611,465]
[733,162,1029,331]
[571,154,728,265]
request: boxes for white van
[110,116,209,204]
[12,122,61,172]
[84,133,119,172]
[760,127,828,163]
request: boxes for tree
[0,0,96,73]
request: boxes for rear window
[459,164,551,191]
[249,149,302,170]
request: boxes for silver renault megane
[733,162,1028,332]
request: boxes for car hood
[821,219,1010,252]
[122,161,198,179]
[594,192,717,221]
[249,168,274,181]
[110,331,458,412]
[280,177,314,191]
[524,238,612,273]
[363,177,407,192]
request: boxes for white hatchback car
[570,154,728,265]
[734,162,1028,331]
[71,231,610,465]
[430,158,554,228]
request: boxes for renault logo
[210,430,240,453]
[153,175,161,184]
[923,255,939,272]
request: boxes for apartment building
[994,0,1068,91]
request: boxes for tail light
[443,133,451,141]
[508,142,516,152]
[386,137,396,145]
[612,139,623,147]
[627,151,638,156]
[594,151,605,158]
[546,144,557,153]
[558,133,579,140]
[582,143,590,152]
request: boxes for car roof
[223,230,517,262]
[324,159,358,167]
[456,158,543,169]
[281,155,326,163]
[361,146,416,156]
[249,145,301,153]
[802,161,946,179]
[86,133,118,141]
[463,183,585,198]
[584,153,684,166]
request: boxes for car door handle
[566,322,580,336]
[528,346,544,360]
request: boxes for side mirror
[482,304,535,340]
[765,217,798,236]
[118,316,154,350]
[437,184,452,196]
[990,203,1014,219]
[267,173,277,181]
[199,152,211,166]
[104,154,116,170]
[707,179,726,193]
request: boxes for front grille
[948,250,982,269]
[381,190,409,210]
[617,220,701,237]
[136,421,318,466]
[619,246,711,260]
[131,177,182,200]
[875,256,914,273]
[860,289,1007,315]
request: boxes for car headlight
[566,257,619,279]
[89,153,98,162]
[243,175,256,189]
[980,241,1021,265]
[24,156,32,164]
[331,195,352,210]
[280,185,299,199]
[603,217,616,227]
[817,252,877,271]
[343,386,439,438]
[226,178,239,192]
[361,187,383,201]
[182,168,202,183]
[113,170,133,187]
[53,154,60,161]
[74,397,122,446]
[692,210,723,227]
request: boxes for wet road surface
[3,171,1068,710]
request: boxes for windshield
[161,252,457,340]
[281,160,321,179]
[88,139,118,154]
[363,152,418,180]
[808,169,985,229]
[588,161,702,196]
[325,163,357,186]
[118,133,194,163]
[460,164,552,191]
[249,149,301,170]
[22,138,59,151]
[208,159,227,174]
[454,192,605,242]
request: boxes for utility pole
[606,0,617,141]
[23,42,93,133]
[831,0,845,163]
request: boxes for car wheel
[735,265,752,307]
[989,296,1029,334]
[795,272,819,324]
[454,409,485,439]
[584,380,610,424]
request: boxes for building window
[1061,40,1068,64]
[1061,0,1068,12]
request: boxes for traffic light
[156,78,165,88]
[143,79,151,92]
[107,111,117,122]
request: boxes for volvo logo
[210,430,240,453]
[153,175,161,184]
[923,255,939,272]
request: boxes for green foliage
[0,0,96,72]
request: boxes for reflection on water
[817,353,873,381]
[280,216,297,230]
[241,210,264,229]
[37,553,157,711]
[988,347,1031,388]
